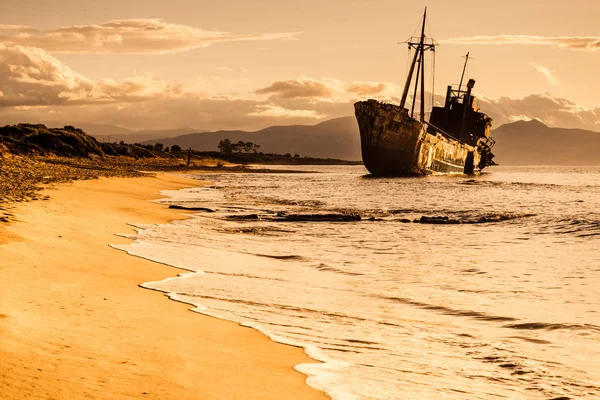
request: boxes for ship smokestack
[460,79,476,141]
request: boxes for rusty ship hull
[356,9,495,176]
[355,100,483,176]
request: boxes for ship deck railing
[480,136,496,149]
[425,121,496,150]
[423,121,458,141]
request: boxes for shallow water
[115,165,600,399]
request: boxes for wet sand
[0,173,326,399]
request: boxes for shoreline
[0,173,327,399]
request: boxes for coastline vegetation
[0,124,359,221]
[0,124,359,165]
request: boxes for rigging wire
[410,17,421,42]
[402,11,439,111]
[466,61,470,85]
[404,19,420,109]
[431,49,436,111]
[425,15,436,115]
[406,47,412,83]
[426,16,434,44]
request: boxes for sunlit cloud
[255,77,339,99]
[0,19,301,54]
[441,35,600,51]
[0,44,348,129]
[0,24,35,31]
[0,44,184,107]
[255,77,402,102]
[507,114,533,122]
[1,44,598,132]
[248,104,324,119]
[530,62,560,86]
[477,92,600,130]
[216,66,234,73]
[346,81,389,96]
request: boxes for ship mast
[457,52,471,93]
[399,7,435,122]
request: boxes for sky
[0,0,599,132]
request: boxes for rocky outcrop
[168,205,215,212]
[413,214,534,224]
[281,213,361,222]
[226,213,362,222]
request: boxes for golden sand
[0,173,326,399]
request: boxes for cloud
[255,77,401,101]
[0,45,359,130]
[0,44,92,107]
[530,62,560,86]
[0,19,300,54]
[1,44,597,132]
[216,66,234,73]
[0,24,35,31]
[441,35,600,51]
[0,44,183,107]
[477,92,600,131]
[0,45,353,129]
[3,84,599,132]
[0,95,353,131]
[506,114,533,122]
[346,81,388,96]
[248,104,324,119]
[255,77,337,99]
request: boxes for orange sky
[0,0,598,131]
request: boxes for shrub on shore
[0,124,180,159]
[0,124,104,157]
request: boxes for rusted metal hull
[355,100,482,176]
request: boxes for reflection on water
[117,165,600,400]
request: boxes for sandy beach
[0,173,326,399]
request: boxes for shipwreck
[354,8,495,176]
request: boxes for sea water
[114,165,600,399]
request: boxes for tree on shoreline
[218,139,260,153]
[217,138,233,153]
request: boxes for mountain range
[491,119,600,165]
[138,117,599,165]
[58,116,600,165]
[141,117,362,160]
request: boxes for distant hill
[39,122,204,143]
[491,119,600,165]
[142,116,600,164]
[33,116,597,165]
[141,117,362,161]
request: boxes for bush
[218,139,233,153]
[0,124,104,157]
